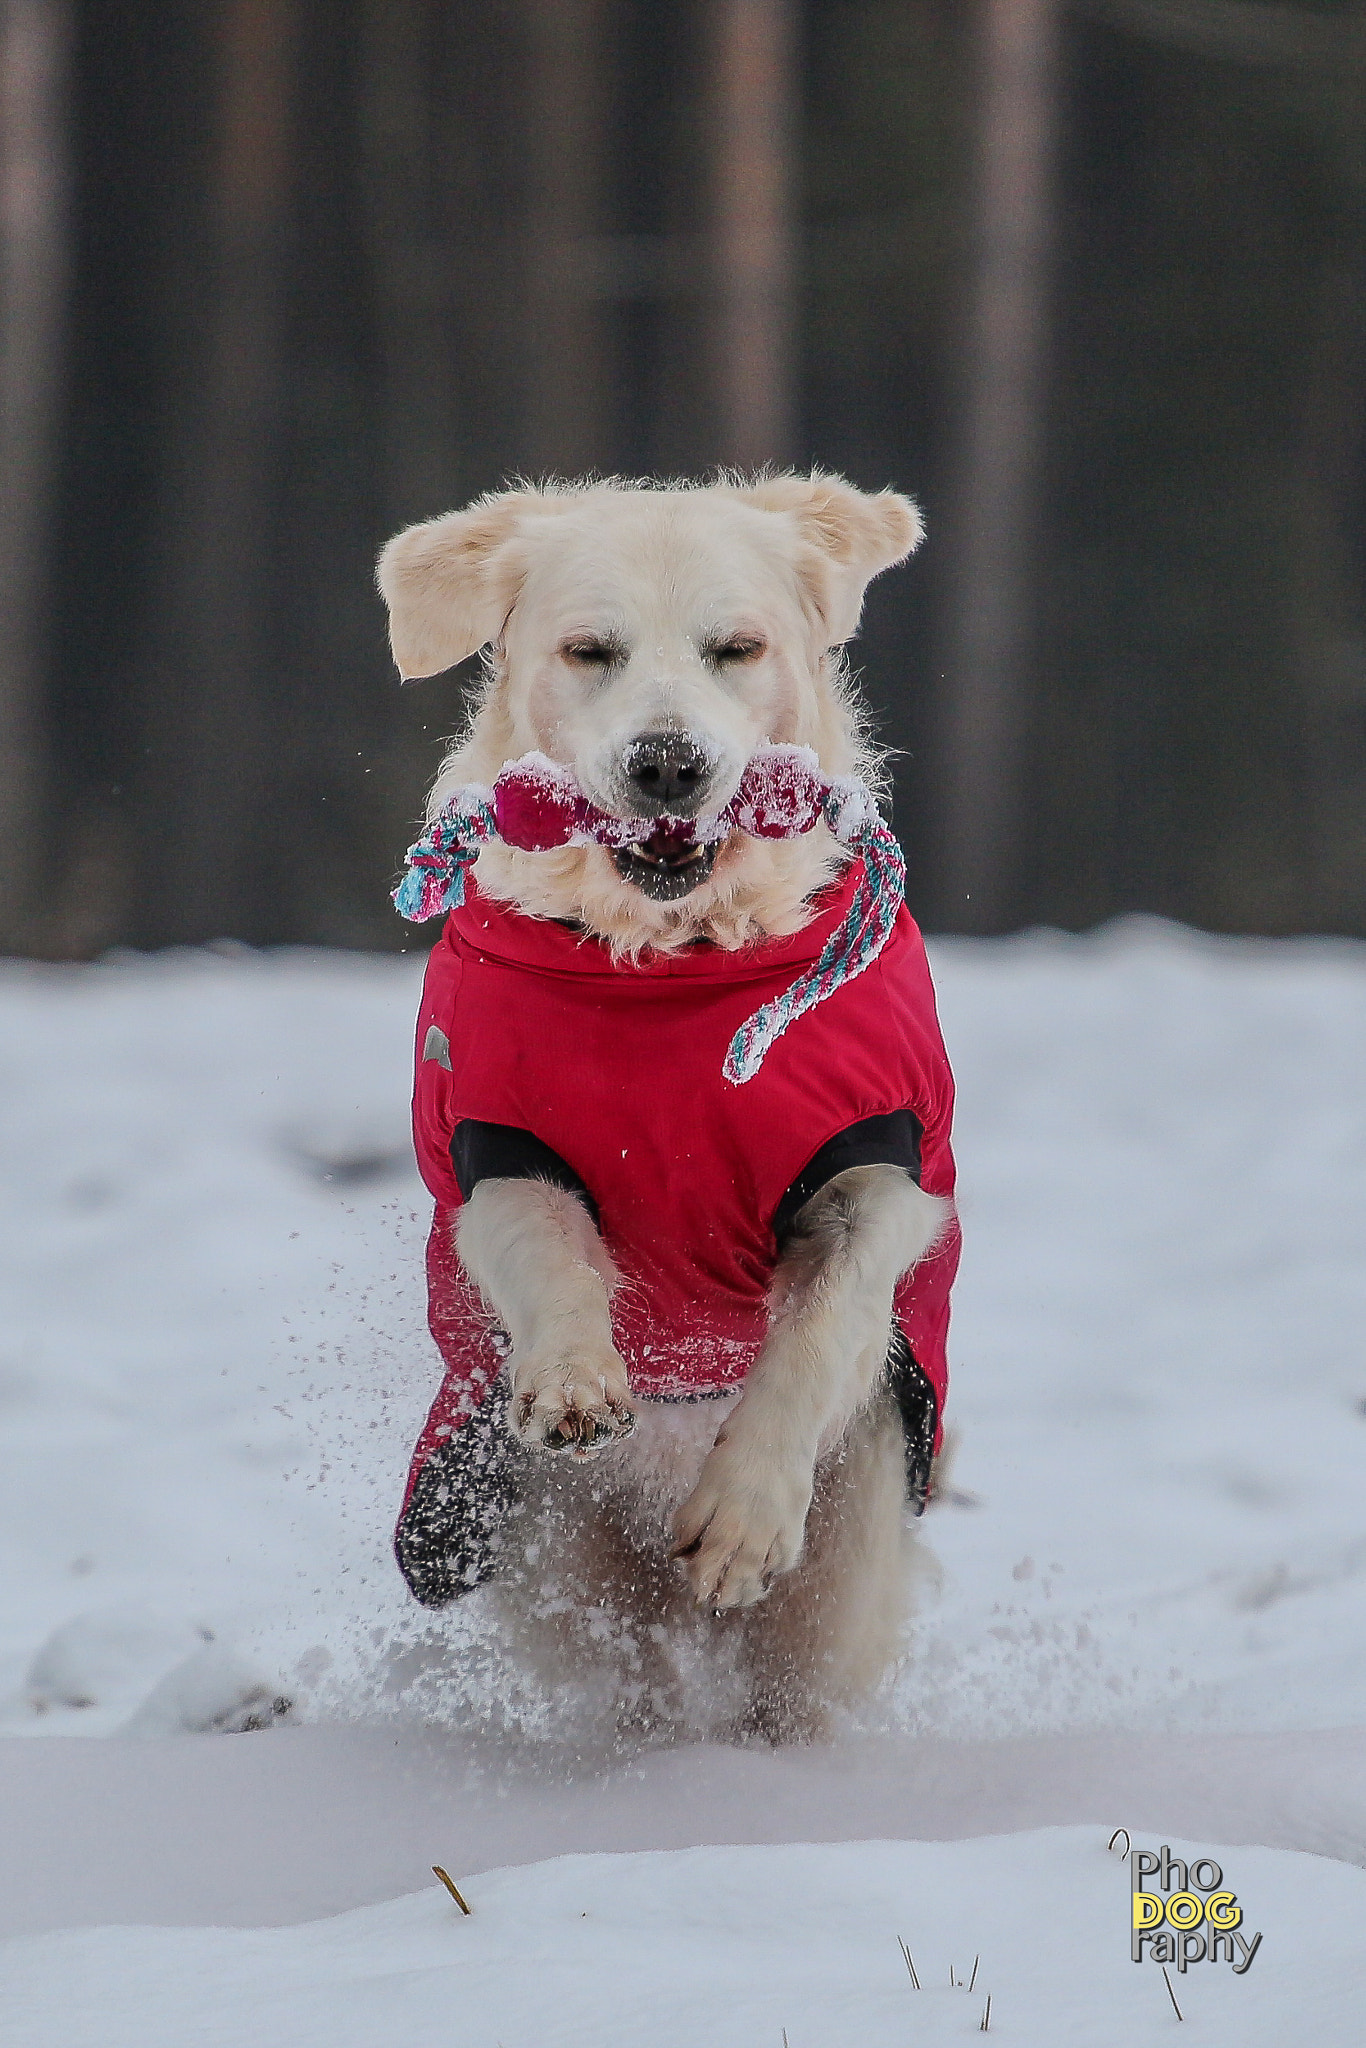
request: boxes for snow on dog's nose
[619,731,715,818]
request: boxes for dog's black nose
[621,732,713,813]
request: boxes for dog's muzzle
[611,732,721,898]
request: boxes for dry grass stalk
[896,1936,921,1989]
[431,1865,472,1915]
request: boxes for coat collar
[444,862,867,986]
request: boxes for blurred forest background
[0,0,1362,955]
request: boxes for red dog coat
[401,859,960,1517]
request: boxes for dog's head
[378,474,921,944]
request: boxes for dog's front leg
[456,1181,635,1455]
[672,1166,950,1608]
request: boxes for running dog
[379,473,959,1740]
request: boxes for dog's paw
[509,1347,636,1457]
[670,1442,812,1610]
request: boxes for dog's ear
[737,472,924,643]
[376,489,569,680]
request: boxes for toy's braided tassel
[722,787,903,1084]
[391,747,907,1083]
[392,790,496,920]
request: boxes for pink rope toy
[393,744,905,1084]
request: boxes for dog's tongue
[636,820,700,865]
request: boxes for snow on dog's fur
[379,474,950,1740]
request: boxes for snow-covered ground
[7,1829,1363,2046]
[1,921,1363,2042]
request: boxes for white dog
[379,473,959,1740]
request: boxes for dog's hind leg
[486,1450,731,1741]
[735,1388,913,1741]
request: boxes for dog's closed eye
[702,634,767,667]
[561,635,625,669]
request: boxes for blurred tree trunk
[937,0,1059,931]
[705,0,797,470]
[137,0,299,944]
[522,0,610,476]
[0,0,68,950]
[357,0,459,527]
[1292,253,1366,928]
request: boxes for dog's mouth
[611,826,719,901]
